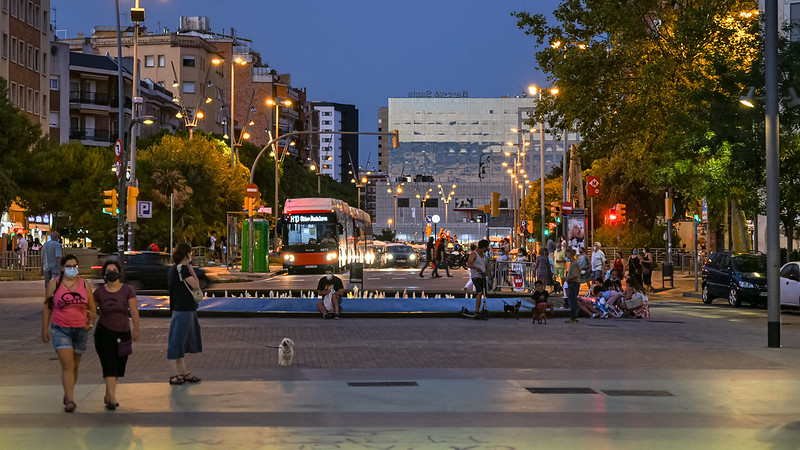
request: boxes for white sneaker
[591,313,597,319]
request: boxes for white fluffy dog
[278,338,295,366]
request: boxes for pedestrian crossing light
[490,192,500,217]
[616,203,627,223]
[126,186,139,222]
[102,189,118,216]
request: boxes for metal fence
[599,247,700,273]
[0,250,42,280]
[491,260,536,292]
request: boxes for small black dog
[503,300,521,319]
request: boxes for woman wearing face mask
[92,260,139,410]
[41,254,97,412]
[166,242,203,385]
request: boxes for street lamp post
[416,187,433,238]
[511,128,532,244]
[309,164,321,194]
[227,55,248,167]
[388,184,403,240]
[529,85,560,242]
[267,97,293,250]
[438,183,456,224]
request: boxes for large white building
[311,102,358,183]
[375,96,580,244]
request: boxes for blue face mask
[632,250,638,255]
[64,266,79,278]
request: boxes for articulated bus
[279,198,374,273]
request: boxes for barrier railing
[491,260,536,292]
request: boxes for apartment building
[0,0,50,130]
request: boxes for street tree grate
[602,390,673,397]
[347,382,419,387]
[525,387,598,394]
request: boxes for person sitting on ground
[622,274,650,318]
[575,291,602,318]
[603,270,624,293]
[316,266,344,319]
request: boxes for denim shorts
[50,323,88,353]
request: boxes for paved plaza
[2,277,800,448]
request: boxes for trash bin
[662,261,674,288]
[241,219,270,273]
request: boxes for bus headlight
[326,252,338,261]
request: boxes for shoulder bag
[177,264,204,303]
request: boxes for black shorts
[472,278,487,294]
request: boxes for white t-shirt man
[17,236,28,266]
[591,247,606,272]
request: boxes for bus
[279,198,374,273]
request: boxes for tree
[514,1,761,243]
[0,77,48,211]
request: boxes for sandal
[181,373,201,383]
[64,401,76,413]
[169,375,185,385]
[104,396,119,410]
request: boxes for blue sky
[52,0,561,169]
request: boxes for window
[421,198,439,208]
[1,0,7,13]
[322,111,332,116]
[321,137,331,143]
[158,55,165,67]
[182,82,195,93]
[9,82,16,105]
[322,120,332,125]
[182,55,195,67]
[144,55,154,67]
[41,52,45,75]
[27,43,32,69]
[49,112,58,127]
[42,10,47,31]
[10,0,15,17]
[27,87,33,112]
[33,4,38,29]
[34,47,38,72]
[10,36,15,62]
[27,1,32,25]
[2,33,7,59]
[33,90,38,114]
[793,3,800,41]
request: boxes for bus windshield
[283,214,338,246]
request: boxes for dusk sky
[51,0,562,169]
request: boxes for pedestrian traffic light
[126,186,139,222]
[490,192,500,217]
[616,203,626,223]
[102,189,118,216]
[391,129,399,148]
[543,228,550,236]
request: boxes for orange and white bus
[279,198,374,273]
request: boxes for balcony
[69,128,114,143]
[69,91,132,110]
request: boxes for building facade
[0,0,50,130]
[375,97,580,244]
[311,102,359,183]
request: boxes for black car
[382,244,418,268]
[701,251,767,307]
[94,251,209,292]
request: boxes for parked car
[701,251,767,307]
[93,251,209,292]
[780,262,800,307]
[382,244,418,268]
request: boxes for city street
[2,278,800,448]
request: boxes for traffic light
[477,204,491,214]
[607,206,618,224]
[391,129,399,148]
[490,192,500,217]
[550,201,561,219]
[244,196,253,216]
[616,203,626,223]
[102,189,118,216]
[126,186,139,222]
[543,228,550,236]
[253,191,262,213]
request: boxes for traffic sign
[114,139,122,157]
[586,176,600,196]
[137,201,152,218]
[245,183,259,198]
[425,215,432,224]
[114,161,121,179]
[431,214,441,224]
[562,201,573,215]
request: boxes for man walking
[564,248,581,323]
[40,232,62,289]
[17,234,28,267]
